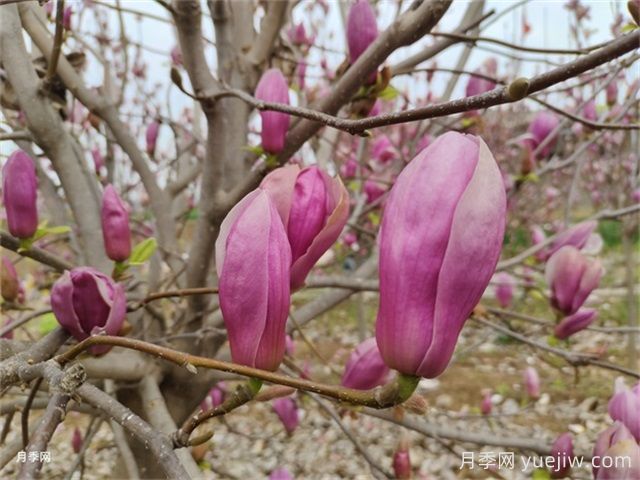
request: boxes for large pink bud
[2,150,38,239]
[215,190,291,371]
[526,111,559,159]
[608,379,640,441]
[51,267,127,355]
[545,246,603,316]
[554,308,597,340]
[375,132,506,378]
[260,165,349,290]
[340,337,390,390]
[255,69,290,154]
[101,185,131,262]
[546,220,597,259]
[346,0,378,64]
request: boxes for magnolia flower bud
[524,366,541,399]
[1,257,20,302]
[272,397,299,435]
[465,71,496,97]
[494,272,515,308]
[260,165,349,290]
[593,422,635,478]
[583,100,597,121]
[376,132,506,378]
[525,111,559,159]
[347,0,378,65]
[3,150,38,239]
[170,46,183,67]
[340,157,358,179]
[549,432,574,478]
[51,267,127,355]
[63,6,73,31]
[255,69,290,154]
[392,439,412,479]
[554,308,597,340]
[481,390,492,415]
[608,379,640,441]
[146,121,160,156]
[546,220,597,259]
[341,338,390,390]
[201,383,226,410]
[269,467,294,480]
[364,180,386,204]
[596,439,640,479]
[215,190,291,371]
[101,185,131,262]
[606,81,618,107]
[72,427,83,454]
[545,246,603,316]
[371,135,397,164]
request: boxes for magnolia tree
[0,0,639,479]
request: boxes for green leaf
[621,23,638,33]
[37,312,59,335]
[186,207,199,220]
[31,224,72,242]
[243,144,265,156]
[547,335,560,347]
[376,84,399,101]
[129,238,157,265]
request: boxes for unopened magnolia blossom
[375,132,506,378]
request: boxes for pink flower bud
[632,188,640,203]
[347,0,378,65]
[2,150,38,239]
[554,308,597,340]
[101,185,131,262]
[546,220,598,259]
[545,246,603,316]
[608,380,640,441]
[524,366,541,399]
[260,165,349,290]
[364,179,386,204]
[272,397,299,435]
[583,99,597,121]
[72,427,83,454]
[392,440,412,479]
[494,272,515,308]
[481,390,492,415]
[255,69,290,154]
[201,383,226,410]
[375,132,506,378]
[51,267,127,355]
[368,99,382,117]
[215,190,291,371]
[343,232,358,247]
[287,23,312,46]
[526,112,559,159]
[549,432,574,478]
[269,468,294,480]
[1,257,19,303]
[596,439,640,479]
[145,121,160,156]
[340,157,358,179]
[371,135,397,164]
[593,422,635,478]
[341,338,390,390]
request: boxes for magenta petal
[50,271,86,341]
[376,132,479,375]
[547,220,597,258]
[608,383,640,441]
[260,164,300,227]
[341,337,390,390]
[101,185,132,262]
[272,397,299,435]
[287,168,328,263]
[417,138,506,377]
[346,0,378,64]
[290,173,349,290]
[70,269,112,334]
[218,190,291,371]
[554,308,597,340]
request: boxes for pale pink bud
[593,422,635,478]
[524,366,541,399]
[255,69,290,154]
[101,185,131,262]
[341,338,390,390]
[554,309,597,340]
[549,432,574,478]
[272,397,299,435]
[494,272,515,308]
[146,121,160,156]
[608,379,640,441]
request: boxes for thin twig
[21,377,43,449]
